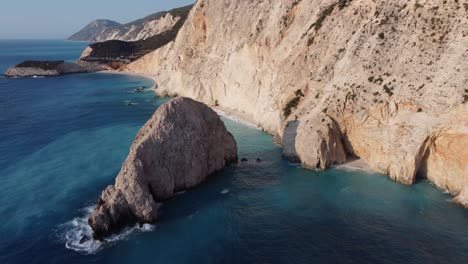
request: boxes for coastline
[106,69,260,129]
[101,70,157,90]
[212,106,259,129]
[334,158,376,174]
[109,69,376,174]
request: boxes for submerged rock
[88,97,237,239]
[79,236,90,244]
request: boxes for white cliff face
[125,0,468,205]
[68,10,185,43]
[94,13,181,42]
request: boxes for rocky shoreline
[124,0,468,207]
[4,60,95,78]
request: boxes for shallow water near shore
[1,40,468,264]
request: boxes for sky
[0,0,195,39]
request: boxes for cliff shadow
[281,120,300,163]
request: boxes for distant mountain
[67,5,193,43]
[68,19,121,42]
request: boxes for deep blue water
[0,40,467,264]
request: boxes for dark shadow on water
[281,120,300,162]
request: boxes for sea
[0,40,467,264]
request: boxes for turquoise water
[1,40,467,263]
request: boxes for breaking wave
[60,206,155,255]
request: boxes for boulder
[88,97,238,239]
[286,112,347,170]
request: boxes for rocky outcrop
[5,60,96,77]
[68,5,192,42]
[419,104,468,206]
[88,97,238,239]
[124,0,468,205]
[288,112,347,170]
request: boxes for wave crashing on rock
[88,97,238,239]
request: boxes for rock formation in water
[89,97,238,239]
[68,5,193,43]
[4,60,95,77]
[124,0,468,206]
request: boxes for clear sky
[0,0,195,39]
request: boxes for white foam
[61,206,156,255]
[221,188,230,194]
[123,100,139,106]
[334,164,374,174]
[213,108,260,129]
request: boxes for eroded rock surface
[124,0,467,205]
[293,112,347,170]
[89,97,237,239]
[68,5,192,42]
[419,104,468,206]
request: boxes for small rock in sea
[241,158,248,162]
[79,236,90,244]
[256,158,262,163]
[133,86,146,93]
[124,101,137,106]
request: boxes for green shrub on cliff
[284,89,305,118]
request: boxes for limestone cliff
[124,0,468,205]
[68,5,192,42]
[77,5,193,66]
[89,97,238,239]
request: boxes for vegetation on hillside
[16,61,64,70]
[283,89,305,118]
[82,5,193,63]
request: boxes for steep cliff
[68,5,193,42]
[125,0,468,205]
[77,5,193,66]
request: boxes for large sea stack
[88,97,238,239]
